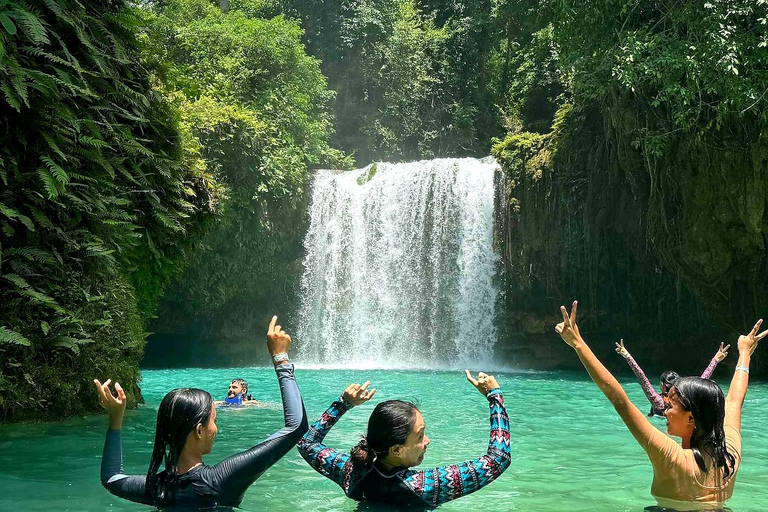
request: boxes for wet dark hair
[673,377,736,479]
[659,371,680,391]
[350,400,419,475]
[146,388,213,505]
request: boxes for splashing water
[296,157,499,369]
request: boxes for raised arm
[615,340,666,412]
[400,372,511,507]
[725,319,765,431]
[556,302,670,459]
[700,342,729,379]
[297,382,376,494]
[94,379,153,505]
[211,317,308,497]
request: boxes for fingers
[749,319,762,336]
[465,369,479,386]
[360,381,370,392]
[363,388,376,400]
[570,300,578,325]
[268,315,277,336]
[560,306,570,325]
[757,328,768,342]
[554,323,564,334]
[115,382,126,401]
[723,344,730,353]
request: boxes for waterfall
[296,157,500,369]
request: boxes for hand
[555,301,583,348]
[465,370,500,395]
[615,339,630,359]
[714,342,731,362]
[737,319,767,356]
[267,315,291,363]
[342,381,376,406]
[93,379,126,429]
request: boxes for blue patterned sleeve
[400,389,511,507]
[296,396,355,494]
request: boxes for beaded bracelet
[735,365,750,374]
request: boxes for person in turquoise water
[297,371,511,508]
[93,316,307,509]
[615,339,730,417]
[556,301,766,509]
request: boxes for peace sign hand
[738,319,766,356]
[342,381,377,407]
[615,339,630,359]
[465,370,500,396]
[555,300,583,348]
[715,342,731,362]
[93,379,127,429]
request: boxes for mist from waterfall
[296,157,499,369]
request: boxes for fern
[0,326,31,346]
[37,167,60,199]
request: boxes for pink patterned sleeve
[624,354,666,412]
[700,356,720,379]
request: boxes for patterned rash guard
[297,388,511,508]
[624,355,720,416]
[99,364,307,509]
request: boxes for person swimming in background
[615,339,730,417]
[296,371,511,508]
[556,300,766,510]
[226,378,251,404]
[93,316,307,509]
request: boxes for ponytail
[350,436,376,473]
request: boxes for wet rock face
[491,101,767,376]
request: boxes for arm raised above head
[725,319,765,431]
[555,302,670,459]
[400,374,511,507]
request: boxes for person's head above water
[664,376,736,478]
[228,378,249,400]
[146,388,217,500]
[351,399,427,470]
[659,370,680,395]
[347,371,498,474]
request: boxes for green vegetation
[0,0,220,420]
[492,0,768,371]
[2,0,766,420]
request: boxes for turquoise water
[1,368,766,511]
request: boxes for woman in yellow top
[555,301,765,510]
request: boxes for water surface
[1,368,765,511]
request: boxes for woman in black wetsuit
[94,316,307,509]
[297,371,511,508]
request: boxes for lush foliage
[139,0,350,366]
[0,0,221,420]
[492,0,768,371]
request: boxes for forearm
[100,429,151,504]
[726,352,750,406]
[625,354,665,411]
[700,356,720,379]
[574,340,631,407]
[403,390,511,506]
[296,398,353,488]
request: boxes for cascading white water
[296,156,499,368]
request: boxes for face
[228,382,243,399]
[388,410,430,468]
[197,404,218,454]
[664,387,694,439]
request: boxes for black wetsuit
[100,364,307,509]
